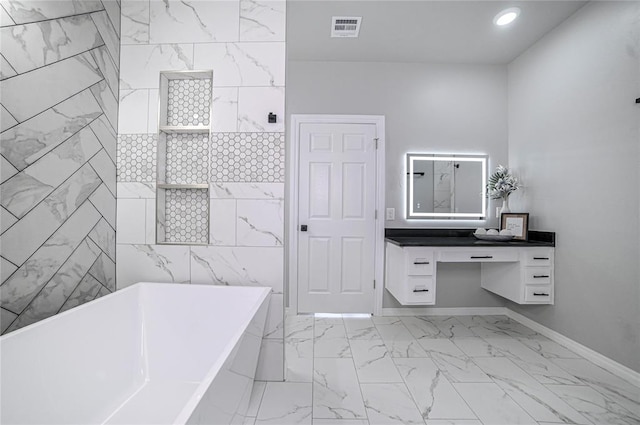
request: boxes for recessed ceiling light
[493,7,521,26]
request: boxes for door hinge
[373,279,376,289]
[375,209,378,219]
[374,138,379,149]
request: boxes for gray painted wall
[0,0,119,333]
[286,60,508,229]
[507,1,640,372]
[286,61,509,308]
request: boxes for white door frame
[288,114,385,316]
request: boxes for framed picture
[500,213,529,241]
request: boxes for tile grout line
[311,314,315,421]
[87,157,116,198]
[252,380,268,422]
[87,193,115,230]
[391,316,486,423]
[455,318,583,425]
[378,322,438,423]
[55,255,103,315]
[88,119,117,165]
[95,67,119,108]
[0,3,15,26]
[2,175,106,272]
[537,355,640,418]
[89,80,118,131]
[445,348,496,424]
[0,101,20,129]
[3,231,101,331]
[87,229,116,265]
[357,317,427,424]
[1,8,105,29]
[2,310,20,334]
[346,319,372,424]
[0,52,18,76]
[119,40,287,47]
[0,46,106,96]
[465,355,549,425]
[1,121,105,207]
[98,1,121,42]
[3,144,109,230]
[91,203,117,235]
[299,314,640,424]
[445,334,497,423]
[2,101,104,175]
[0,203,19,221]
[88,271,114,294]
[89,12,120,73]
[0,254,20,269]
[86,250,112,287]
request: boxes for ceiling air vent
[331,16,362,38]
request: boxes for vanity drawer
[439,250,518,263]
[406,249,434,275]
[405,276,435,304]
[524,268,552,284]
[523,250,553,266]
[524,285,552,303]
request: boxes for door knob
[300,225,308,232]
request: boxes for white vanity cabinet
[385,243,436,305]
[385,242,555,306]
[480,247,554,304]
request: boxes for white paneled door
[297,123,378,313]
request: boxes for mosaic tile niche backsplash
[0,0,120,334]
[116,0,286,381]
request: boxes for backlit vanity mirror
[406,154,487,219]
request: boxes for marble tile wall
[0,0,120,334]
[116,0,286,381]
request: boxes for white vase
[500,196,511,215]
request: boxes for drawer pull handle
[533,275,550,278]
[533,292,549,296]
[413,261,430,265]
[413,289,430,293]
[470,255,493,259]
[533,257,550,260]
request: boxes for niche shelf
[156,70,213,245]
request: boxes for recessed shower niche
[156,70,212,245]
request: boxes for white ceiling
[286,1,587,64]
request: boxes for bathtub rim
[0,281,142,342]
[1,282,273,425]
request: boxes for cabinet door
[439,250,518,263]
[524,285,552,303]
[404,276,435,304]
[405,249,434,275]
[524,268,552,284]
[522,249,553,266]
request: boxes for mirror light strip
[407,154,487,219]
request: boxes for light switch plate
[386,208,395,220]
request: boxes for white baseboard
[506,309,640,388]
[382,307,507,317]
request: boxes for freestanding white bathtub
[1,282,271,425]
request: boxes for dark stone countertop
[385,228,555,247]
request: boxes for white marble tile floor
[244,313,640,425]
